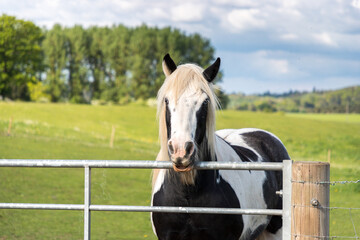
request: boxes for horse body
[151,54,290,240]
[215,128,288,240]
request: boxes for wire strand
[291,180,360,185]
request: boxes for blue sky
[1,0,360,94]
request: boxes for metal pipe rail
[0,203,283,216]
[0,159,292,240]
[0,159,283,170]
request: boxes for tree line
[228,86,360,113]
[0,14,220,104]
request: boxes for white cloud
[213,0,259,7]
[313,32,338,47]
[144,7,168,21]
[280,33,298,41]
[170,3,204,22]
[268,59,290,74]
[251,52,292,75]
[226,9,266,32]
[110,0,139,11]
[352,0,360,9]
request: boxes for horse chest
[152,172,244,240]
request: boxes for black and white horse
[151,54,290,240]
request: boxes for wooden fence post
[291,161,330,239]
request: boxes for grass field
[286,113,360,124]
[0,102,359,239]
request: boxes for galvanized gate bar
[0,159,283,171]
[282,160,293,240]
[0,203,283,216]
[84,166,91,240]
[0,203,84,210]
[90,205,283,216]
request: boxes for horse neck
[197,136,216,163]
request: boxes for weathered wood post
[291,161,330,239]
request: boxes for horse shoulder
[152,150,168,191]
[215,133,275,240]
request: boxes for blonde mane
[152,63,219,187]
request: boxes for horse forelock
[153,63,218,187]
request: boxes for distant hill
[227,86,360,113]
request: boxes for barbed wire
[291,234,360,239]
[291,179,359,240]
[293,204,359,239]
[291,179,360,185]
[292,204,360,211]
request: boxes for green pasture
[0,102,359,239]
[286,113,360,124]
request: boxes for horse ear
[162,53,177,77]
[203,58,221,83]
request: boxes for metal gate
[0,159,292,239]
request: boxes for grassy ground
[0,102,359,239]
[286,113,360,124]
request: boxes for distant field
[0,102,359,239]
[286,113,360,124]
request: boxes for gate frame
[0,159,292,239]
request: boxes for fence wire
[292,179,360,240]
[291,180,360,185]
[291,234,360,239]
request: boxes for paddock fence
[0,159,331,240]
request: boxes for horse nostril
[168,140,175,154]
[185,141,194,156]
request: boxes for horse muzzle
[168,140,195,172]
[172,158,193,172]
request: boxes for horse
[151,54,290,240]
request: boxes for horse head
[157,54,220,181]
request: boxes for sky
[1,0,360,94]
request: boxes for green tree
[86,26,108,100]
[42,24,67,102]
[65,25,89,103]
[1,19,221,103]
[0,14,44,100]
[103,24,130,102]
[129,25,157,99]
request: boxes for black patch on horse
[152,168,244,240]
[165,98,171,140]
[194,99,208,146]
[153,141,244,240]
[229,145,258,162]
[240,131,290,164]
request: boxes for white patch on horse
[216,128,262,161]
[215,135,270,239]
[216,172,221,184]
[226,128,286,149]
[168,90,208,147]
[151,169,166,235]
[152,169,166,194]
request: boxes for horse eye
[165,98,169,105]
[203,98,209,105]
